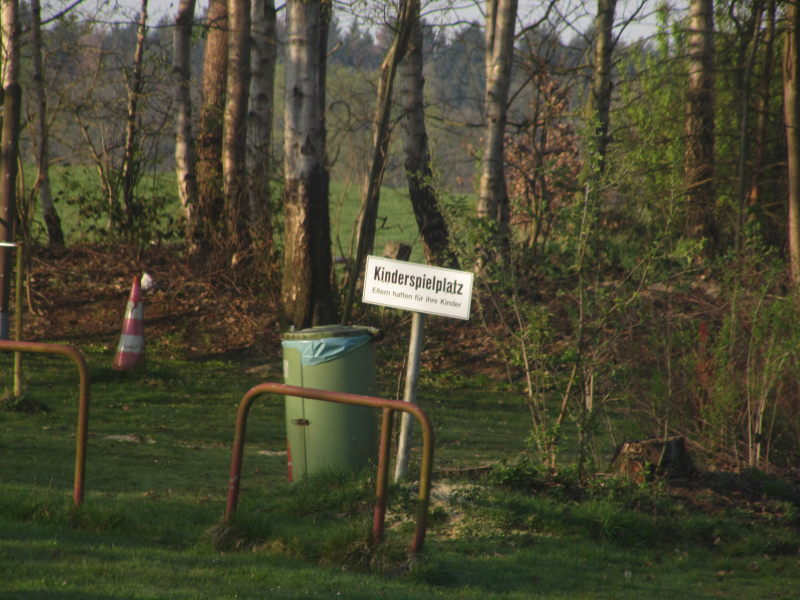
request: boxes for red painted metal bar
[225,382,434,553]
[372,406,394,545]
[0,340,90,506]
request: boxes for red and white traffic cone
[113,276,145,371]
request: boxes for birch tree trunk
[194,0,228,258]
[223,0,251,252]
[684,0,717,252]
[281,0,337,327]
[401,3,454,268]
[247,0,276,246]
[477,0,517,261]
[120,0,149,234]
[0,0,21,339]
[784,0,800,284]
[30,0,64,247]
[173,0,197,251]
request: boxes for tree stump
[609,436,696,483]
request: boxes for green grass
[27,164,440,265]
[2,349,800,599]
[46,165,473,268]
[22,165,183,245]
[329,180,430,264]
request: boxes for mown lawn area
[1,349,799,599]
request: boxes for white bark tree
[281,0,337,327]
[173,0,197,248]
[477,0,518,261]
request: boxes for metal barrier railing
[0,340,90,506]
[225,382,434,553]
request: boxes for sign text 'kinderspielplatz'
[361,255,473,320]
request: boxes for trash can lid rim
[283,324,381,341]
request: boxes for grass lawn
[33,167,438,266]
[2,347,799,599]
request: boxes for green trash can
[281,325,380,481]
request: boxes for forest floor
[22,242,501,377]
[23,243,280,359]
[15,242,800,517]
[18,243,722,363]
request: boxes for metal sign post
[393,311,425,481]
[362,256,473,481]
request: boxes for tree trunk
[30,0,64,247]
[194,0,228,258]
[223,0,251,253]
[734,1,765,251]
[748,0,777,210]
[247,0,277,246]
[280,0,337,328]
[747,0,786,246]
[477,0,517,261]
[587,0,617,177]
[0,0,21,339]
[684,0,717,252]
[784,0,800,284]
[401,4,454,268]
[343,0,415,322]
[120,0,149,235]
[173,0,197,252]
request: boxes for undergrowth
[437,455,800,558]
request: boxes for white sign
[362,255,473,320]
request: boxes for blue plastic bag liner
[282,335,372,366]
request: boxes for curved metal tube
[225,382,434,553]
[0,340,90,505]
